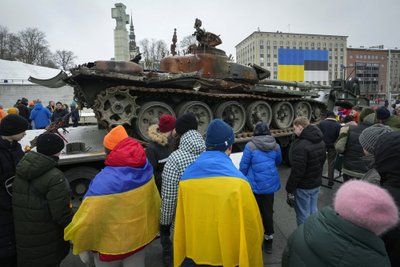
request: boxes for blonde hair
[293,116,310,127]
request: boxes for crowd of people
[0,98,81,129]
[0,103,399,267]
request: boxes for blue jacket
[240,135,282,194]
[29,103,52,129]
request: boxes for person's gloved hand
[286,193,295,208]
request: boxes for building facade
[347,47,388,99]
[235,31,347,85]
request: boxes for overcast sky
[1,0,399,64]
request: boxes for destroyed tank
[29,19,331,143]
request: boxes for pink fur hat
[334,180,399,235]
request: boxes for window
[305,42,309,46]
[273,41,277,46]
[350,55,353,59]
[286,41,290,47]
[267,57,270,63]
[292,41,296,47]
[266,40,270,45]
[311,42,315,47]
[280,41,283,46]
[317,43,321,47]
[299,41,302,47]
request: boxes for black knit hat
[175,113,198,136]
[37,133,65,156]
[376,106,391,120]
[254,121,271,136]
[0,114,29,136]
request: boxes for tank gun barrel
[258,79,331,90]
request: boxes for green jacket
[384,116,400,131]
[282,207,391,267]
[12,151,73,267]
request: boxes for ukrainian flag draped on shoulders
[64,138,160,255]
[174,151,264,267]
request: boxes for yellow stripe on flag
[278,65,304,81]
[64,177,160,255]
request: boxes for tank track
[88,85,327,143]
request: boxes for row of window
[258,40,344,48]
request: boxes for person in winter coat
[29,101,52,129]
[357,124,393,184]
[0,115,28,267]
[69,102,80,127]
[282,180,398,267]
[175,119,264,267]
[375,106,400,131]
[12,132,73,267]
[64,125,160,267]
[239,121,282,254]
[0,104,7,123]
[374,131,400,266]
[318,111,341,187]
[146,114,176,194]
[159,113,205,267]
[286,116,326,225]
[51,102,69,124]
[335,108,376,181]
[16,97,30,122]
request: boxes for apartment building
[235,31,347,85]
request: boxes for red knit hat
[158,114,176,133]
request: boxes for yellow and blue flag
[64,160,160,255]
[174,151,264,267]
[278,49,328,82]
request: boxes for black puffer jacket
[12,151,73,267]
[318,118,341,148]
[343,123,371,173]
[146,124,174,193]
[286,125,326,193]
[0,138,24,258]
[374,131,400,267]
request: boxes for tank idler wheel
[214,101,246,134]
[135,101,175,142]
[272,102,294,129]
[293,101,312,121]
[93,87,138,128]
[177,101,213,135]
[246,101,272,131]
[312,105,324,122]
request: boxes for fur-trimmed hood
[148,124,169,146]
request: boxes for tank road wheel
[293,101,312,121]
[215,101,246,133]
[93,87,138,128]
[177,101,213,135]
[245,101,272,131]
[312,104,324,122]
[272,102,295,129]
[135,101,175,141]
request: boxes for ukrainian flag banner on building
[278,49,328,82]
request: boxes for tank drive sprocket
[93,87,139,128]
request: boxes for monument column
[111,3,129,61]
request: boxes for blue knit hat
[206,119,234,151]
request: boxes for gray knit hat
[359,124,393,154]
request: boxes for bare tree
[0,26,20,60]
[0,26,9,59]
[179,35,196,54]
[139,38,168,70]
[17,27,49,64]
[54,49,76,70]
